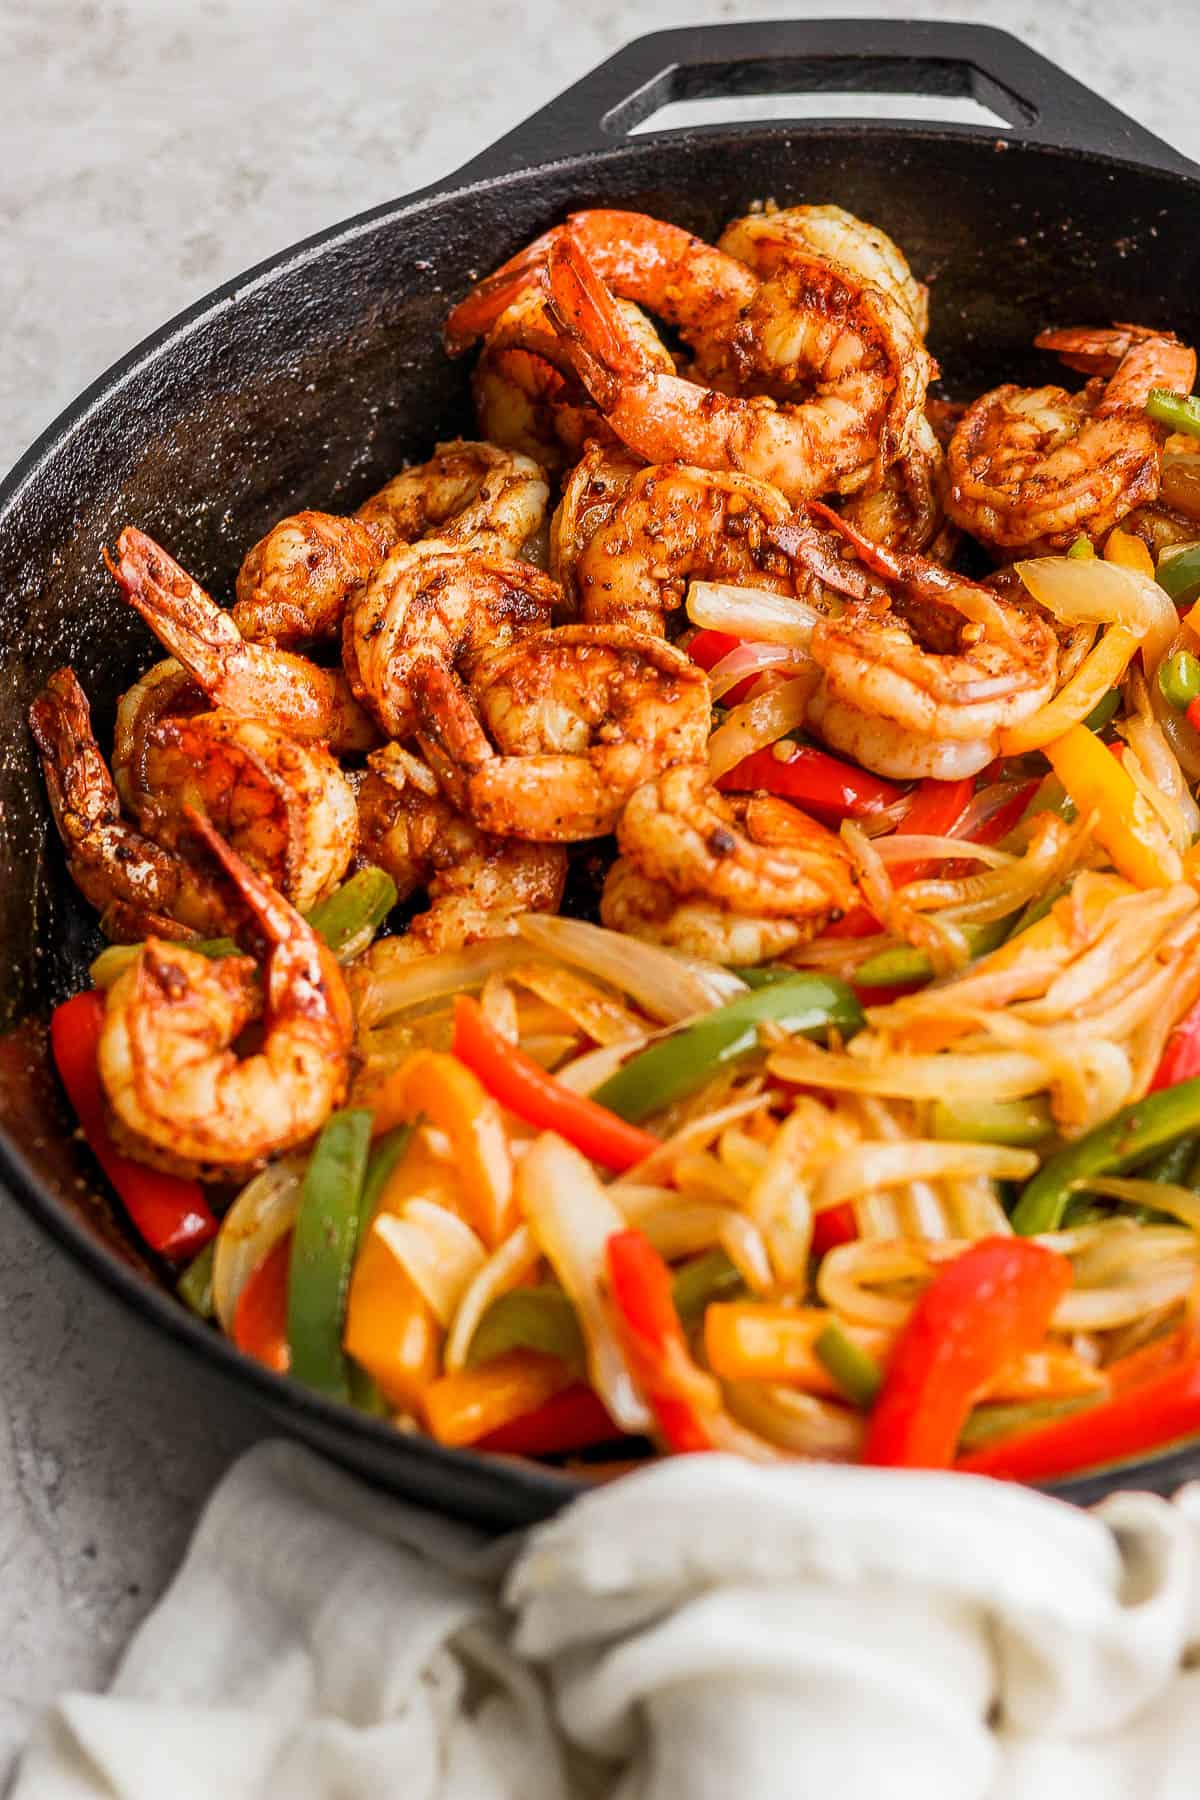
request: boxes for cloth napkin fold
[14,1440,1200,1799]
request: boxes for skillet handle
[449,20,1195,181]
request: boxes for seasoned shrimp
[231,512,392,649]
[615,765,855,924]
[549,442,642,607]
[142,713,357,912]
[600,857,814,964]
[945,323,1197,553]
[357,743,565,952]
[112,657,207,818]
[570,462,841,637]
[30,668,230,942]
[419,624,711,840]
[356,441,550,562]
[719,203,929,336]
[108,529,378,753]
[838,411,956,559]
[799,505,1059,779]
[343,542,560,741]
[545,233,930,502]
[99,810,353,1176]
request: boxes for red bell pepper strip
[956,1355,1200,1481]
[50,989,217,1260]
[233,1232,292,1374]
[863,1237,1073,1468]
[452,995,660,1172]
[811,1202,858,1257]
[477,1385,618,1456]
[716,744,904,819]
[686,627,761,703]
[1150,995,1200,1091]
[607,1229,714,1452]
[969,781,1041,847]
[821,777,977,939]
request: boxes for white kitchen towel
[13,1440,1200,1799]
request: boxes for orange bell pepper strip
[343,1237,442,1412]
[1043,723,1182,887]
[606,1229,720,1452]
[422,1350,573,1448]
[957,1354,1200,1481]
[50,989,217,1260]
[233,1232,292,1374]
[366,1048,514,1245]
[1104,526,1157,578]
[704,1304,891,1392]
[863,1237,1073,1468]
[452,995,659,1172]
[998,625,1142,755]
[477,1385,617,1457]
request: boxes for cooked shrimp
[838,411,956,559]
[357,743,565,952]
[615,765,855,924]
[600,856,814,964]
[355,440,550,562]
[545,232,930,502]
[231,512,392,649]
[343,542,560,740]
[30,668,230,942]
[444,209,756,374]
[419,624,711,840]
[549,442,642,608]
[945,324,1197,553]
[570,461,841,637]
[111,657,207,818]
[719,203,929,336]
[99,809,353,1176]
[800,505,1059,779]
[108,528,378,753]
[141,712,357,912]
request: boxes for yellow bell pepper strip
[287,1108,374,1398]
[343,1242,442,1412]
[1044,723,1182,887]
[814,1322,884,1408]
[863,1238,1073,1468]
[705,1303,891,1394]
[998,625,1141,754]
[367,1047,515,1245]
[452,994,660,1172]
[1104,526,1157,578]
[1011,1077,1200,1235]
[422,1350,574,1447]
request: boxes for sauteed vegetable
[34,201,1200,1481]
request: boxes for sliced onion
[816,1140,1037,1210]
[723,1380,865,1459]
[212,1154,306,1334]
[706,674,817,780]
[1122,668,1200,843]
[517,914,744,1021]
[372,1202,486,1326]
[1071,1177,1200,1233]
[516,1133,653,1434]
[687,580,825,647]
[872,834,1015,869]
[770,1040,1050,1102]
[1160,460,1200,521]
[708,640,807,701]
[443,1223,539,1372]
[949,782,1032,844]
[552,1039,642,1095]
[507,961,648,1046]
[1016,555,1177,670]
[354,937,532,1026]
[817,1238,938,1327]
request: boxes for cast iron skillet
[4,19,1200,1522]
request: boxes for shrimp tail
[443,228,562,355]
[808,500,972,601]
[107,527,241,681]
[1034,323,1174,378]
[182,803,299,948]
[545,234,644,409]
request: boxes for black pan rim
[4,113,1200,1513]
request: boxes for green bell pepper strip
[853,917,1009,991]
[177,1241,216,1319]
[592,975,864,1124]
[931,1095,1054,1148]
[1158,650,1200,713]
[1011,1077,1200,1235]
[1065,535,1094,560]
[732,965,804,989]
[466,1286,586,1371]
[287,1108,374,1397]
[1156,543,1200,605]
[357,1124,412,1227]
[814,1321,883,1408]
[1133,1138,1195,1186]
[348,1363,391,1418]
[88,866,397,988]
[957,1393,1099,1452]
[1007,881,1071,940]
[1081,688,1121,734]
[1147,389,1200,436]
[671,1248,745,1328]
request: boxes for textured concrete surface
[1,0,1197,1777]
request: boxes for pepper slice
[177,1241,216,1319]
[862,1237,1072,1468]
[852,917,1009,990]
[1162,545,1200,605]
[287,1108,374,1398]
[476,1385,618,1457]
[1146,389,1200,437]
[423,1350,574,1448]
[592,975,863,1124]
[233,1232,292,1374]
[1044,723,1182,888]
[956,1355,1200,1480]
[466,1286,586,1370]
[671,1248,744,1328]
[1150,998,1200,1092]
[452,994,659,1171]
[607,1229,716,1453]
[1011,1077,1200,1235]
[716,743,903,819]
[50,989,217,1260]
[814,1321,884,1408]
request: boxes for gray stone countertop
[1,0,1198,1777]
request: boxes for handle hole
[607,53,1036,138]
